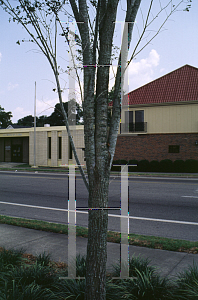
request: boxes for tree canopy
[0,105,12,128]
[47,100,83,126]
[16,100,83,126]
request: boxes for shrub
[5,263,58,290]
[128,160,138,172]
[184,159,198,173]
[173,264,198,299]
[0,280,55,300]
[112,255,154,279]
[76,254,86,278]
[53,278,86,300]
[36,251,51,266]
[173,160,185,173]
[159,159,173,173]
[111,160,120,172]
[111,160,128,171]
[119,269,172,300]
[115,159,128,165]
[138,160,150,172]
[0,247,24,270]
[111,255,172,300]
[150,160,160,172]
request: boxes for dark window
[135,110,144,131]
[48,137,51,159]
[169,145,180,153]
[58,137,62,159]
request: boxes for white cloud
[0,52,2,62]
[36,97,59,116]
[12,107,32,123]
[7,82,19,91]
[128,49,160,91]
[108,49,160,93]
[12,99,59,123]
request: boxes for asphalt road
[0,171,198,241]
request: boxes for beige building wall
[62,130,68,165]
[29,126,85,167]
[121,102,198,134]
[0,126,85,166]
[29,131,48,166]
[72,129,85,166]
[51,131,58,167]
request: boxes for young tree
[0,105,12,128]
[0,1,192,299]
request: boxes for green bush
[150,160,160,172]
[0,280,55,300]
[173,264,198,299]
[112,255,154,279]
[52,278,86,300]
[0,263,57,300]
[119,269,172,300]
[128,160,138,172]
[115,159,128,165]
[1,248,198,299]
[159,159,173,173]
[111,160,128,171]
[36,251,51,266]
[4,263,58,290]
[0,247,24,271]
[111,160,120,172]
[76,254,86,278]
[184,159,198,173]
[111,255,172,300]
[138,160,150,172]
[173,160,185,173]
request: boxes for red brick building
[111,65,198,162]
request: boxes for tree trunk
[85,168,110,300]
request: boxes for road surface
[0,171,198,241]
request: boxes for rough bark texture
[69,1,142,299]
[0,0,141,299]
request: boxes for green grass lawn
[0,215,197,254]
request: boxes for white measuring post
[67,20,77,279]
[121,164,129,278]
[68,164,76,278]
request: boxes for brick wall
[113,133,198,161]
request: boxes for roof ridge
[108,65,198,107]
[129,64,198,94]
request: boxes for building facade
[1,65,198,166]
[112,64,198,161]
[0,125,85,167]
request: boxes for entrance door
[12,145,22,162]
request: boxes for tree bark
[85,169,110,299]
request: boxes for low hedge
[111,159,198,173]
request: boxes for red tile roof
[109,65,198,106]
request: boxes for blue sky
[0,0,198,123]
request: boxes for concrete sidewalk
[1,223,198,278]
[0,162,27,168]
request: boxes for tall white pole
[34,81,36,167]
